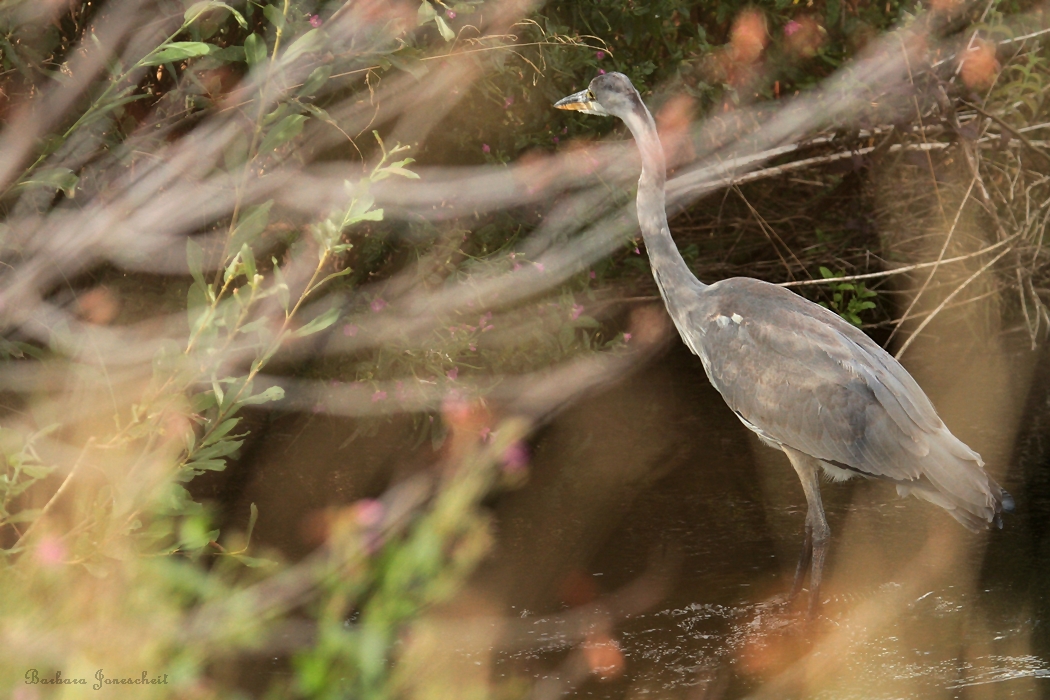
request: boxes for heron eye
[586,90,595,101]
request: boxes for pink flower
[535,262,545,272]
[552,136,560,144]
[482,143,491,153]
[446,367,459,380]
[479,426,491,442]
[634,247,641,255]
[571,304,584,320]
[596,50,606,60]
[446,9,456,19]
[370,297,387,312]
[482,324,494,332]
[504,96,514,108]
[598,69,606,75]
[512,262,522,271]
[34,535,66,567]
[502,441,529,473]
[343,324,359,337]
[355,499,385,527]
[623,332,632,343]
[785,20,802,36]
[589,270,596,279]
[308,14,322,28]
[372,390,387,402]
[469,342,477,351]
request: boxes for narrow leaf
[238,386,285,406]
[187,238,205,288]
[258,114,307,155]
[142,42,213,67]
[185,1,247,28]
[291,307,340,338]
[246,503,259,545]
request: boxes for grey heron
[555,72,1012,611]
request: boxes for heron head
[554,72,643,120]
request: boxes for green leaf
[262,3,286,31]
[417,0,437,23]
[229,200,273,249]
[240,243,257,283]
[238,386,285,406]
[202,417,242,446]
[187,238,205,288]
[142,42,213,67]
[291,307,339,338]
[192,438,243,462]
[210,45,246,63]
[184,1,247,27]
[229,553,277,568]
[183,458,228,472]
[4,508,42,525]
[258,114,307,155]
[244,33,267,69]
[190,391,218,413]
[245,502,259,545]
[20,168,78,197]
[434,15,455,41]
[297,65,332,97]
[273,260,290,313]
[285,29,321,62]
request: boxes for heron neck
[622,107,706,303]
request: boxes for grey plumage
[556,73,1011,607]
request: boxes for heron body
[556,73,1011,609]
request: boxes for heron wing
[687,279,977,483]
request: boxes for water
[224,327,1050,698]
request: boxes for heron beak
[554,89,610,116]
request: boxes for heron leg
[783,447,831,615]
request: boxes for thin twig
[894,248,1011,360]
[12,438,95,551]
[779,234,1018,287]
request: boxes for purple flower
[598,69,606,75]
[343,324,359,337]
[372,390,387,402]
[589,270,596,279]
[634,247,641,255]
[785,20,802,36]
[446,367,459,380]
[370,297,387,312]
[446,9,456,19]
[596,50,606,60]
[504,96,514,109]
[623,332,632,343]
[482,143,491,153]
[308,14,322,28]
[571,304,584,320]
[552,136,560,144]
[502,441,529,473]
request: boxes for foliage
[0,0,1047,696]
